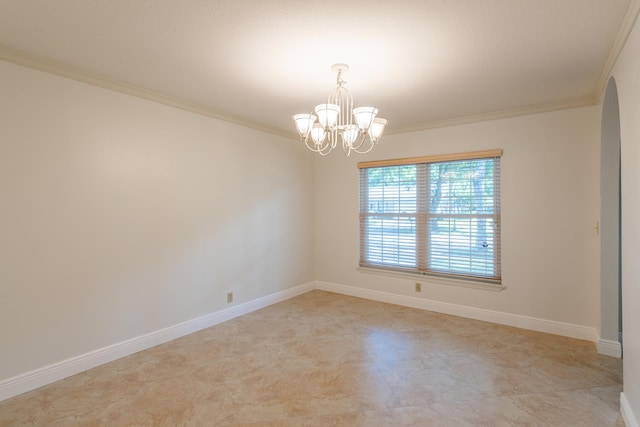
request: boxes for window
[358,150,502,283]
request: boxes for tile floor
[0,291,624,426]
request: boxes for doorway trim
[598,76,622,358]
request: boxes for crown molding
[594,0,640,102]
[385,96,597,135]
[0,45,294,140]
[0,34,621,139]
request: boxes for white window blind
[359,150,502,283]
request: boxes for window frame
[358,150,502,286]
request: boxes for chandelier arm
[342,140,352,157]
[349,134,376,154]
[303,137,318,152]
[326,128,335,148]
[332,129,339,149]
[350,142,376,155]
[311,139,333,156]
[304,137,329,154]
[317,139,335,156]
[317,146,333,156]
[350,133,369,150]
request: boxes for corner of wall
[315,281,599,343]
[597,338,623,358]
[622,392,640,427]
[0,281,316,402]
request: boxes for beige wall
[315,107,600,328]
[609,10,640,423]
[4,40,636,418]
[0,60,316,380]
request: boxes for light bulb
[310,122,326,145]
[315,104,340,128]
[353,107,378,131]
[369,118,387,142]
[292,114,317,138]
[342,124,359,146]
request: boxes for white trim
[0,46,293,140]
[622,392,640,427]
[594,0,640,101]
[0,282,315,402]
[315,281,598,342]
[0,44,613,139]
[0,280,612,402]
[357,266,505,292]
[386,96,596,135]
[596,338,622,358]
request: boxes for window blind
[359,150,502,283]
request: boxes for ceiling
[0,0,637,137]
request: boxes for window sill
[357,267,506,292]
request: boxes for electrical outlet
[227,292,233,303]
[415,282,422,292]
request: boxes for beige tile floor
[0,290,624,426]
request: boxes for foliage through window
[358,151,501,283]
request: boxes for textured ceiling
[0,0,637,137]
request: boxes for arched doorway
[600,77,622,357]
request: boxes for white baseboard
[597,338,623,358]
[315,281,599,342]
[622,392,639,427]
[0,281,315,402]
[0,279,615,403]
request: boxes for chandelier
[292,64,387,156]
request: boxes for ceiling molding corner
[594,0,640,103]
[0,45,295,140]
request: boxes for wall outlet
[227,292,233,303]
[415,282,422,292]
